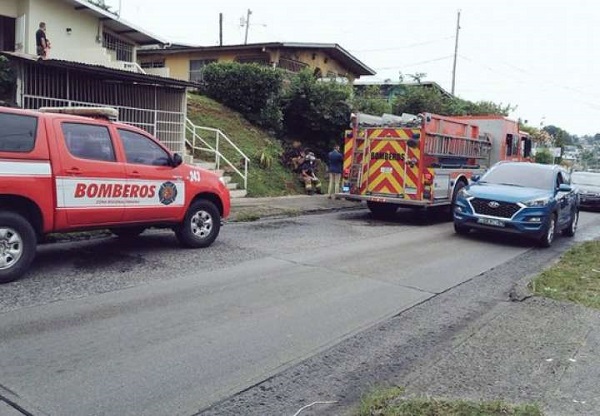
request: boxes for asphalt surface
[0,210,599,416]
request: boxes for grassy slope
[186,93,303,197]
[532,241,600,309]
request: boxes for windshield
[481,164,554,190]
[571,173,600,187]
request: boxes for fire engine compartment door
[365,138,410,197]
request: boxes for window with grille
[102,31,134,62]
[189,59,217,83]
[140,60,165,69]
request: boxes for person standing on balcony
[327,144,343,199]
[36,22,50,60]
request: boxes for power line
[350,36,454,53]
[458,54,600,112]
[374,55,454,71]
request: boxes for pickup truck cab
[0,106,230,283]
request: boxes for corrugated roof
[139,42,376,76]
[0,52,196,88]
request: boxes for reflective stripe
[0,160,52,176]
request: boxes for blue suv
[453,162,579,247]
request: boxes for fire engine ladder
[425,131,492,161]
[348,133,369,190]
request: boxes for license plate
[477,218,506,227]
[342,186,350,192]
[380,167,393,174]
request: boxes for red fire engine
[339,112,532,218]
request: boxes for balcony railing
[277,58,309,73]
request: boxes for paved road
[1,210,598,416]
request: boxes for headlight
[523,197,551,207]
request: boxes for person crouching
[300,152,321,195]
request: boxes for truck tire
[0,211,37,284]
[111,227,146,240]
[367,201,397,220]
[449,180,467,220]
[176,200,221,248]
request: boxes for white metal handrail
[185,118,250,190]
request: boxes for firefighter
[300,152,321,195]
[286,140,305,172]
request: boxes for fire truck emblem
[158,182,178,205]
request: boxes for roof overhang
[63,0,165,45]
[139,42,376,76]
[0,52,196,88]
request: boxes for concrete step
[184,155,194,164]
[220,175,232,184]
[229,189,247,198]
[227,182,238,190]
[194,161,217,170]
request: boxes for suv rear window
[0,112,38,152]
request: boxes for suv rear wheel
[176,200,221,248]
[0,212,37,284]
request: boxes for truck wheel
[0,212,37,284]
[538,214,557,248]
[563,210,578,237]
[111,227,146,240]
[367,201,397,220]
[176,200,221,248]
[449,181,467,220]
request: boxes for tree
[543,125,573,147]
[352,85,392,116]
[282,70,353,156]
[534,148,554,164]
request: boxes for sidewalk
[229,195,362,222]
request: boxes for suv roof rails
[38,107,119,121]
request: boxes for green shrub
[534,148,554,164]
[282,71,353,157]
[202,62,284,132]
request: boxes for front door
[54,121,126,226]
[116,128,185,223]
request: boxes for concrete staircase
[184,151,247,199]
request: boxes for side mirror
[172,153,183,167]
[471,175,481,183]
[558,184,572,193]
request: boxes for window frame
[0,112,39,153]
[117,128,172,167]
[61,122,117,163]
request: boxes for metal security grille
[102,31,134,63]
[18,63,186,153]
[470,198,521,219]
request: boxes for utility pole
[244,9,252,44]
[219,13,223,46]
[451,9,461,95]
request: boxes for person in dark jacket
[327,145,343,198]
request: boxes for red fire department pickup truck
[0,106,231,283]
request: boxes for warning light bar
[38,107,119,120]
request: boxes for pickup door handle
[130,171,141,178]
[65,168,82,176]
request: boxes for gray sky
[110,0,600,136]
